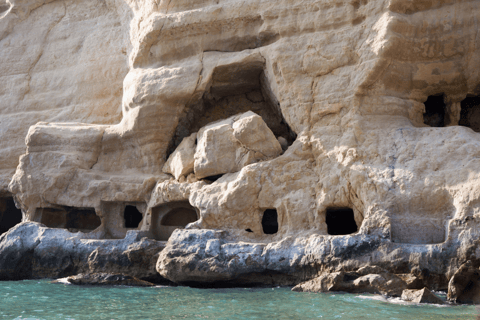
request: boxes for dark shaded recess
[204,174,223,182]
[245,228,253,233]
[262,209,278,234]
[0,197,22,235]
[161,207,197,226]
[40,206,101,232]
[423,94,446,127]
[66,209,101,230]
[124,205,143,228]
[459,95,480,132]
[166,63,297,158]
[326,207,358,235]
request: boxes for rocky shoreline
[2,222,480,304]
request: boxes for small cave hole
[423,94,446,127]
[124,205,143,228]
[166,63,297,159]
[245,228,253,233]
[459,95,480,132]
[151,202,199,241]
[326,208,358,235]
[262,209,278,235]
[0,197,23,235]
[204,174,224,182]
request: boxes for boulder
[292,272,344,292]
[401,288,444,304]
[292,267,408,297]
[194,111,282,179]
[63,273,155,286]
[448,261,480,304]
[163,133,197,180]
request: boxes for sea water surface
[0,280,477,319]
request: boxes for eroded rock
[194,111,282,179]
[402,288,444,304]
[63,273,154,287]
[292,267,412,297]
[163,133,197,180]
[448,261,480,304]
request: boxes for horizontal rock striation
[0,0,480,297]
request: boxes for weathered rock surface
[402,288,444,304]
[62,273,155,286]
[0,222,167,283]
[292,266,420,297]
[163,133,196,180]
[0,0,480,297]
[447,261,480,304]
[193,111,282,179]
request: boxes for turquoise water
[0,280,477,320]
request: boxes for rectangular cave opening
[124,205,143,229]
[39,206,100,232]
[262,209,278,235]
[151,201,199,241]
[423,94,446,127]
[0,197,22,235]
[459,95,480,132]
[326,207,358,235]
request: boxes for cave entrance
[326,208,358,235]
[38,206,101,232]
[459,95,480,132]
[168,62,297,157]
[124,205,143,229]
[151,202,198,241]
[423,94,446,127]
[262,209,278,235]
[0,197,22,235]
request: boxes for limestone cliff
[1,0,480,291]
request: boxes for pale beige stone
[163,133,196,180]
[0,0,480,291]
[402,288,444,304]
[194,111,282,179]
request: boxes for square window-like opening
[326,208,358,235]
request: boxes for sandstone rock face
[163,133,196,180]
[194,111,282,179]
[447,261,480,304]
[402,288,444,304]
[0,0,480,292]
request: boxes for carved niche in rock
[37,206,101,233]
[151,202,198,241]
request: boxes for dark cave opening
[459,95,480,132]
[423,94,446,127]
[0,197,22,235]
[262,209,278,235]
[124,205,143,228]
[39,206,101,232]
[151,201,199,240]
[66,208,101,231]
[326,207,358,235]
[166,62,297,159]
